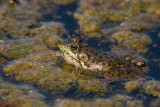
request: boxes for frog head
[58,37,89,69]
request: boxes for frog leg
[111,45,146,67]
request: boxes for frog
[58,37,147,80]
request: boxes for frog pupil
[71,44,78,51]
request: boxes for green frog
[58,37,147,80]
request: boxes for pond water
[0,0,160,107]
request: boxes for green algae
[55,94,144,107]
[126,100,144,107]
[0,21,68,59]
[107,13,125,22]
[0,0,66,39]
[0,0,159,106]
[112,94,132,103]
[60,62,108,95]
[6,44,33,59]
[111,31,152,53]
[0,17,88,98]
[74,0,160,54]
[0,76,2,83]
[78,78,107,95]
[116,13,160,32]
[3,50,58,83]
[50,0,76,5]
[150,98,160,107]
[0,82,47,107]
[55,99,97,107]
[55,99,122,107]
[31,22,68,36]
[30,22,68,48]
[3,45,108,97]
[37,71,77,97]
[0,39,34,59]
[83,22,101,34]
[2,39,106,98]
[111,94,144,107]
[0,19,38,39]
[143,80,160,97]
[3,55,77,97]
[125,80,141,92]
[0,52,7,66]
[95,99,122,107]
[0,19,150,104]
[0,0,41,39]
[118,21,149,31]
[45,36,62,49]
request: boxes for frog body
[58,37,146,79]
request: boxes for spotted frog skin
[58,37,146,80]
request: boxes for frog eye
[70,43,79,52]
[79,53,88,62]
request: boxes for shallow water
[0,0,160,107]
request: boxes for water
[0,0,160,106]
